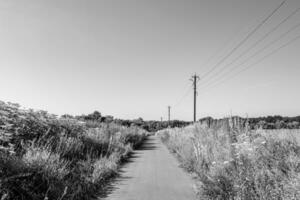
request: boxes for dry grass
[0,101,147,200]
[262,129,300,143]
[158,122,300,200]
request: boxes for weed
[158,122,300,200]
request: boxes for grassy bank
[158,120,300,200]
[0,101,147,200]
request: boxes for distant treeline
[63,111,191,132]
[64,111,300,130]
[114,118,191,132]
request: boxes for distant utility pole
[168,106,171,124]
[190,74,200,122]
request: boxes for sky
[0,0,300,121]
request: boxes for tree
[102,115,114,123]
[85,111,102,121]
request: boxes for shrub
[0,101,147,200]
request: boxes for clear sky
[0,0,299,120]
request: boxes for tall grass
[0,101,147,200]
[158,120,300,200]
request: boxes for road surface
[100,136,197,200]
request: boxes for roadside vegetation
[158,119,300,200]
[0,101,147,200]
[200,116,300,130]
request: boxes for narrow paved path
[101,136,197,200]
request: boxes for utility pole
[190,74,200,122]
[168,106,171,125]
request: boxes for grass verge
[158,121,300,200]
[0,101,147,200]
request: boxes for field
[158,120,300,200]
[0,101,147,200]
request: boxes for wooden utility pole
[190,74,200,122]
[168,106,171,124]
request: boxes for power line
[199,33,300,95]
[172,81,193,107]
[230,34,300,79]
[201,0,288,79]
[199,3,287,76]
[201,33,300,94]
[173,86,193,107]
[199,22,300,91]
[170,75,200,121]
[169,0,291,119]
[198,17,261,74]
[200,6,300,86]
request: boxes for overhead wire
[198,17,262,74]
[199,32,300,95]
[200,6,300,87]
[201,0,288,79]
[173,83,193,107]
[168,0,296,116]
[199,21,300,91]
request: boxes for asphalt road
[101,136,197,200]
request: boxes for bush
[0,101,147,200]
